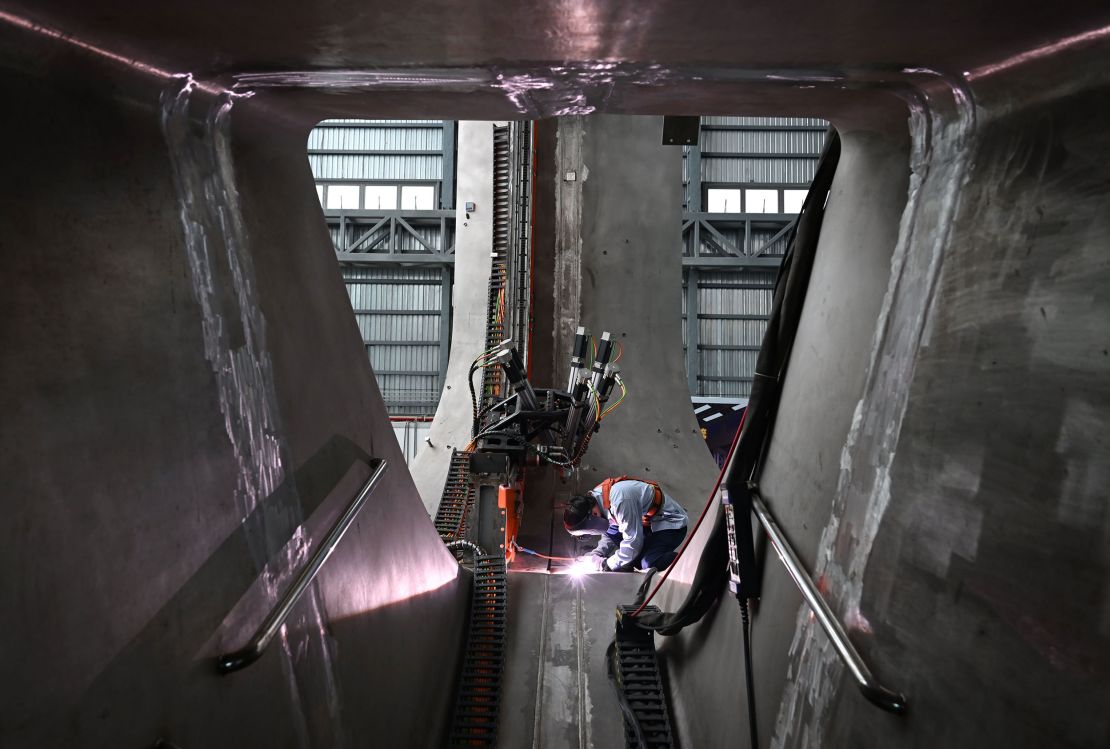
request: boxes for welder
[562,476,689,571]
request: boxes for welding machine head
[563,493,610,536]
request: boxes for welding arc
[629,408,746,619]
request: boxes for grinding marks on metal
[448,555,508,747]
[434,449,475,542]
[614,605,675,749]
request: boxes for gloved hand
[578,554,608,572]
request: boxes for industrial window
[707,188,743,213]
[783,189,808,214]
[744,189,779,213]
[365,185,399,209]
[325,184,361,209]
[315,184,324,205]
[400,185,435,210]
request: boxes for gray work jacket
[589,480,688,570]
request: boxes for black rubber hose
[741,599,758,749]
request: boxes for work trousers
[600,525,688,570]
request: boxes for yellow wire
[602,380,628,417]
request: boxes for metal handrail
[217,457,389,674]
[750,490,908,714]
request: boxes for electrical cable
[511,540,577,562]
[586,380,602,422]
[629,408,746,619]
[602,379,627,417]
[469,347,505,437]
[471,429,525,444]
[740,598,759,749]
[530,447,577,469]
[445,539,487,558]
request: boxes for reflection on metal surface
[217,458,389,674]
[967,24,1110,80]
[0,9,175,80]
[751,491,907,714]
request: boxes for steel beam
[438,266,452,399]
[686,268,699,395]
[441,120,456,209]
[682,256,780,268]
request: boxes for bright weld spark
[566,559,597,579]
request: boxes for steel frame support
[439,266,452,398]
[685,268,699,396]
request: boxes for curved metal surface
[217,458,389,674]
[750,491,907,714]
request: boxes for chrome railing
[217,457,389,674]
[750,490,907,714]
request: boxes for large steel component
[2,3,1109,749]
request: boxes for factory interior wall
[0,30,468,749]
[553,115,719,505]
[411,121,495,515]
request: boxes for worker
[562,476,689,572]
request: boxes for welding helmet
[563,493,610,537]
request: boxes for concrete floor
[2,2,1109,748]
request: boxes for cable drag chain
[614,605,675,749]
[480,125,512,405]
[434,450,476,543]
[448,555,508,747]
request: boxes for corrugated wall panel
[354,314,441,343]
[342,264,446,413]
[702,116,827,128]
[308,154,442,181]
[694,269,776,397]
[342,266,442,283]
[701,129,825,154]
[309,121,454,417]
[702,157,817,185]
[317,119,442,126]
[308,126,443,152]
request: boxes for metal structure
[682,117,827,400]
[216,457,389,674]
[311,119,457,415]
[747,490,907,713]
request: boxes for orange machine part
[498,483,521,563]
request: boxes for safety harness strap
[601,476,663,527]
